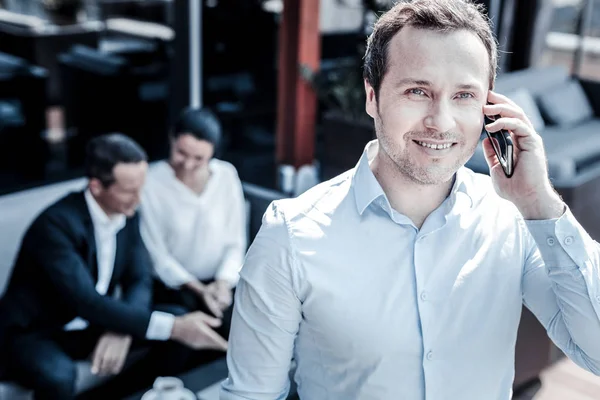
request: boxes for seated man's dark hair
[85,133,148,187]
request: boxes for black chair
[59,44,170,167]
[0,52,48,182]
[241,181,286,245]
[0,12,100,105]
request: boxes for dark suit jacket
[0,191,154,352]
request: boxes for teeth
[416,141,453,150]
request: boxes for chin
[122,208,137,217]
[405,163,458,185]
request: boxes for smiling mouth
[414,140,456,150]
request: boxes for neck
[89,191,118,219]
[172,164,210,193]
[371,150,454,229]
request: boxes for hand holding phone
[484,107,514,178]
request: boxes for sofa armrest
[580,79,600,117]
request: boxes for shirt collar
[352,140,386,215]
[84,189,127,233]
[352,140,474,216]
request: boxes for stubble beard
[374,112,477,186]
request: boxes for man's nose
[184,159,196,170]
[424,100,457,133]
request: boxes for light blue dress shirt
[221,140,600,400]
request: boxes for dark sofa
[466,65,600,239]
[466,65,600,390]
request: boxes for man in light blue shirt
[221,1,600,399]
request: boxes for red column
[275,0,321,168]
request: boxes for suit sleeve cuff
[146,311,175,341]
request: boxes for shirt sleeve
[220,201,302,400]
[145,310,176,341]
[215,168,248,287]
[522,205,600,375]
[139,184,196,288]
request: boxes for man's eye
[408,88,426,96]
[457,92,474,99]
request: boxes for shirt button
[420,292,428,301]
[426,351,434,361]
[546,237,555,246]
[564,236,574,246]
[596,295,600,303]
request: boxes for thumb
[200,313,223,327]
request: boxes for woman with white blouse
[140,107,247,338]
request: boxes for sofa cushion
[466,120,600,182]
[506,88,545,132]
[494,66,570,98]
[537,80,594,127]
[0,178,87,295]
[542,120,600,176]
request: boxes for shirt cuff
[159,258,196,289]
[146,311,175,341]
[215,261,241,288]
[524,206,586,268]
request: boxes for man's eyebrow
[397,78,432,87]
[456,83,483,90]
[396,79,484,91]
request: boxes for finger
[98,346,115,376]
[488,90,519,109]
[220,295,233,309]
[112,348,128,374]
[91,338,107,375]
[483,103,533,129]
[217,299,230,310]
[481,137,500,170]
[201,325,229,351]
[199,311,223,327]
[484,117,539,143]
[204,295,224,318]
[221,290,233,304]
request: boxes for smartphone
[484,110,514,178]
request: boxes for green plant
[302,0,393,123]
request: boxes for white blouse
[140,159,247,288]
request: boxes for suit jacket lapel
[111,227,128,287]
[73,191,99,283]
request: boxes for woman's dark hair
[85,133,147,187]
[172,107,222,149]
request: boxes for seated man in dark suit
[0,133,228,400]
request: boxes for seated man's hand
[170,311,228,351]
[91,332,132,376]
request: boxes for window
[538,0,600,81]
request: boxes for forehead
[174,134,214,154]
[112,162,147,188]
[385,26,489,89]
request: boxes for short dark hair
[172,107,222,148]
[363,0,497,97]
[85,133,147,187]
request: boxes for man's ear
[365,79,377,119]
[88,178,103,197]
